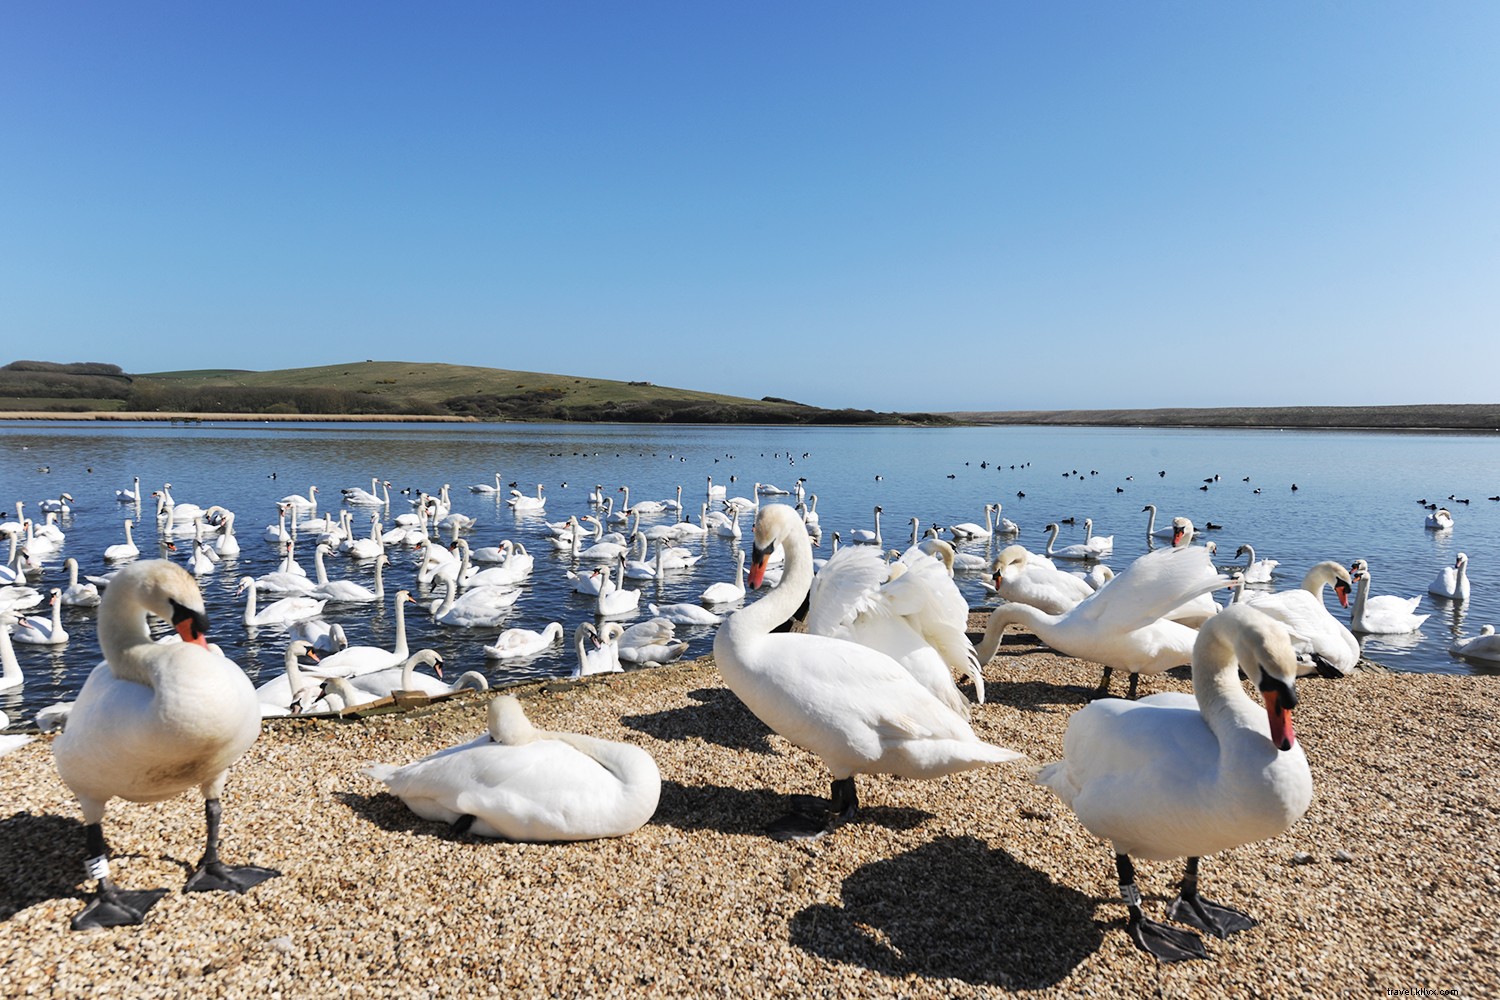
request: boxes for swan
[506,484,546,512]
[345,515,385,561]
[713,503,1022,839]
[646,601,723,626]
[725,483,760,512]
[60,558,101,607]
[977,544,1232,699]
[343,478,390,506]
[1236,560,1359,677]
[1042,522,1099,562]
[253,640,326,717]
[189,537,218,577]
[52,560,277,929]
[848,505,883,546]
[589,484,606,505]
[1232,544,1278,585]
[1170,517,1196,547]
[470,472,504,494]
[573,621,624,676]
[429,576,521,628]
[235,576,325,627]
[329,648,454,700]
[1082,518,1113,557]
[617,618,689,665]
[1425,507,1454,530]
[0,710,32,758]
[310,667,486,713]
[596,558,642,619]
[947,504,994,542]
[278,485,319,511]
[1036,604,1313,962]
[1428,552,1471,601]
[288,619,348,656]
[1450,625,1500,664]
[309,543,379,603]
[484,621,564,660]
[699,548,747,606]
[0,582,43,616]
[202,506,241,558]
[313,591,417,676]
[619,485,666,515]
[1142,504,1177,541]
[1348,559,1429,634]
[714,503,745,539]
[805,543,984,714]
[364,694,660,841]
[467,541,534,587]
[989,545,1094,615]
[0,616,24,691]
[39,492,73,514]
[12,589,68,645]
[116,477,141,504]
[103,519,140,562]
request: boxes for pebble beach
[2,618,1496,998]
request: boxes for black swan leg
[1165,857,1257,938]
[70,823,168,931]
[769,777,859,841]
[1116,853,1207,962]
[184,799,280,894]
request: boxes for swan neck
[727,530,808,637]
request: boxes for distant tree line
[442,391,954,425]
[0,362,133,402]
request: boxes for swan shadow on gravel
[788,836,1101,989]
[335,791,480,842]
[648,780,931,837]
[0,812,104,919]
[620,687,779,755]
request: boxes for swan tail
[1034,759,1077,803]
[363,762,398,784]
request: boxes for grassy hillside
[2,360,952,425]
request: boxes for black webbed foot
[184,861,280,894]
[1167,893,1257,938]
[1127,910,1208,961]
[71,886,169,931]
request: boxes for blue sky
[3,3,1496,411]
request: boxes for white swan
[1425,507,1454,530]
[429,576,521,628]
[12,589,68,645]
[331,648,453,700]
[848,505,883,546]
[278,484,319,511]
[617,618,689,665]
[0,616,24,691]
[235,576,325,627]
[1450,625,1500,664]
[573,621,624,676]
[699,548,747,606]
[364,694,659,841]
[596,557,642,619]
[0,709,32,757]
[1232,544,1278,585]
[287,619,348,656]
[1036,603,1312,962]
[977,544,1232,698]
[467,541,534,587]
[989,545,1094,615]
[309,543,379,603]
[484,621,564,660]
[806,543,984,714]
[52,560,277,929]
[203,506,241,558]
[1428,552,1471,601]
[115,477,141,504]
[297,591,417,678]
[470,472,504,494]
[253,640,326,717]
[506,484,546,512]
[1142,504,1177,541]
[1348,559,1429,634]
[61,558,102,607]
[343,478,390,506]
[1042,522,1099,562]
[646,601,723,627]
[1236,560,1359,677]
[1081,518,1113,557]
[713,503,1021,839]
[103,519,139,562]
[948,504,994,541]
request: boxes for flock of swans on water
[0,473,1490,959]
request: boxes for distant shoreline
[3,402,1499,432]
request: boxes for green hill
[0,360,953,425]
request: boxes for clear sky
[3,3,1496,412]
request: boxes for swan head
[1170,517,1194,547]
[748,504,803,588]
[105,560,211,647]
[1456,552,1469,569]
[1200,604,1303,751]
[286,639,320,663]
[990,544,1029,586]
[408,648,444,678]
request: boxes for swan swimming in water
[1428,552,1470,601]
[51,560,278,929]
[364,694,660,841]
[1348,559,1429,634]
[713,503,1021,839]
[1037,604,1313,962]
[1450,625,1500,664]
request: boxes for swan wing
[805,546,889,636]
[1071,546,1229,634]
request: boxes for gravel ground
[2,616,1496,998]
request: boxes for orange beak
[1263,690,1295,751]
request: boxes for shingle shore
[1,618,1495,998]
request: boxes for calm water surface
[4,419,1499,725]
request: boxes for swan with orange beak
[1037,603,1313,961]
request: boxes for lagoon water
[4,419,1499,725]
